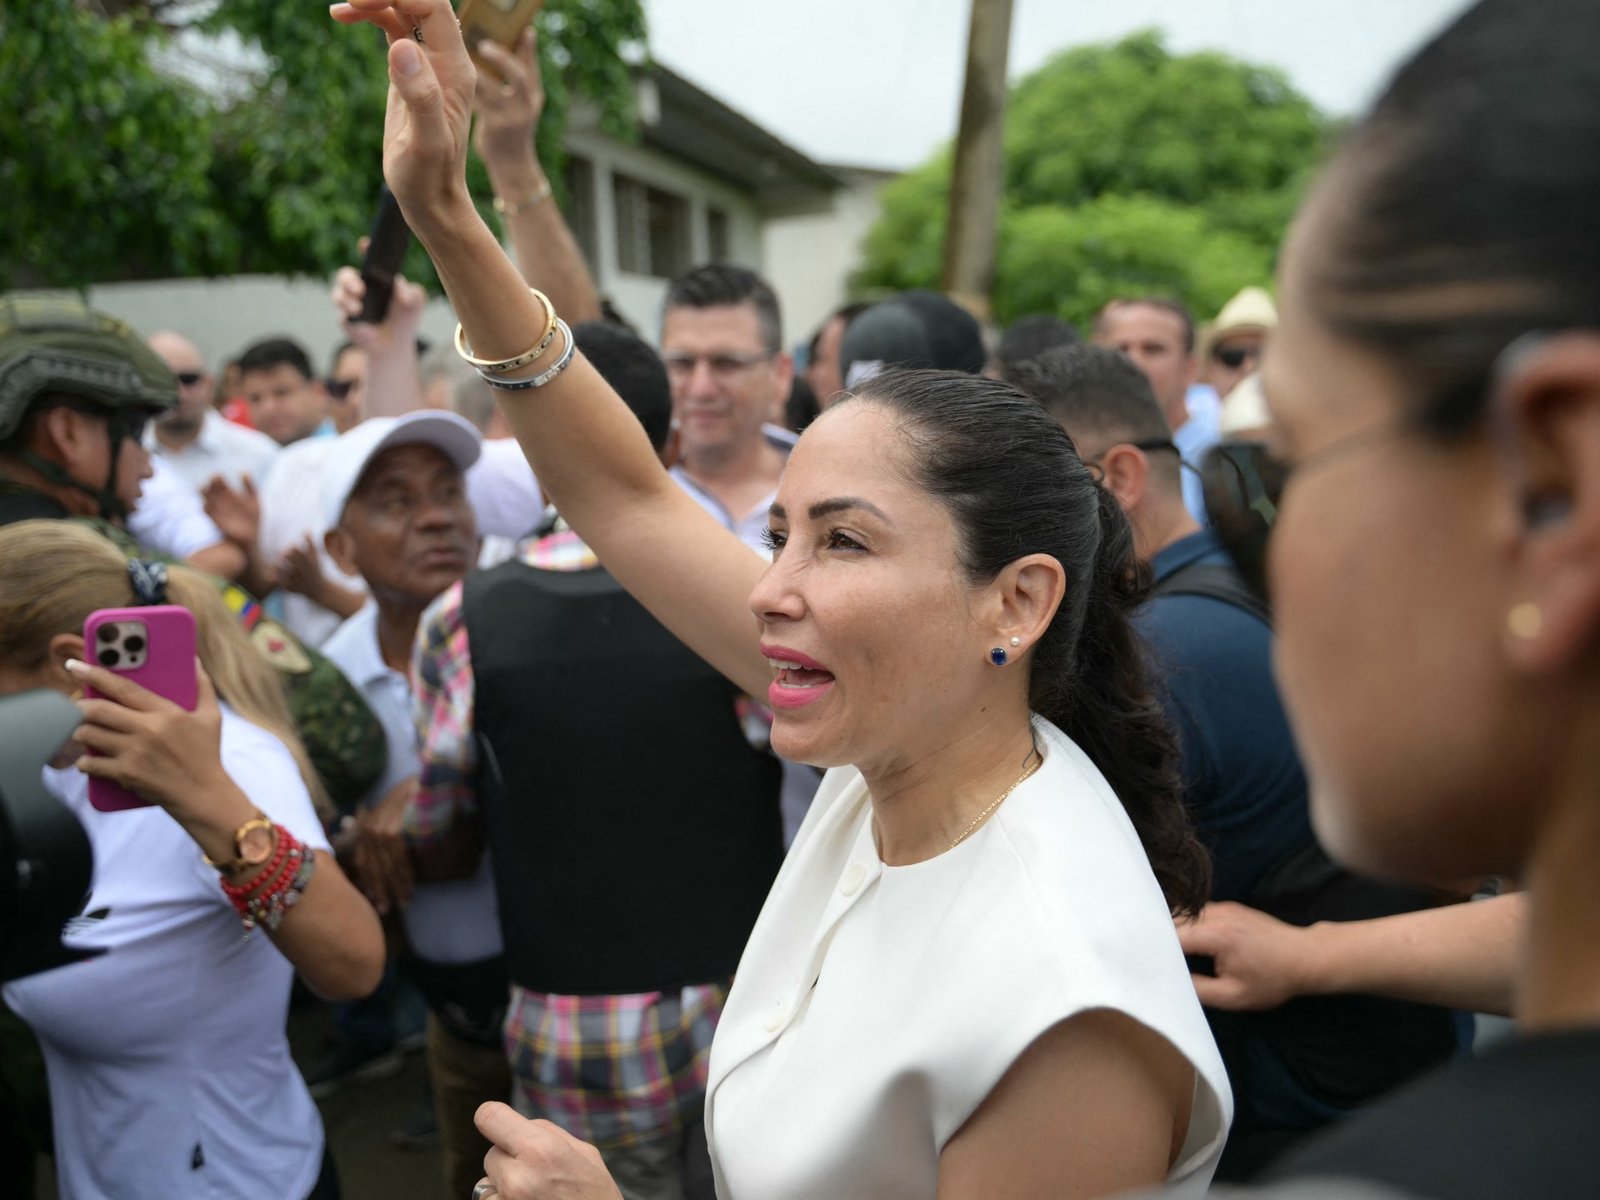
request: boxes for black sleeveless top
[463,555,783,994]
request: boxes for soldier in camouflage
[0,295,385,814]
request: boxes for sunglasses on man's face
[1201,441,1289,603]
[325,378,360,401]
[1212,345,1260,370]
[174,371,205,387]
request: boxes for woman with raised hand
[330,3,1230,1198]
[0,520,384,1200]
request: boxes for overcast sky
[642,0,1476,171]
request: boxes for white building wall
[565,129,765,340]
[85,276,462,377]
[762,169,894,351]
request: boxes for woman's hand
[475,1103,624,1200]
[330,0,478,231]
[473,30,544,172]
[67,658,232,822]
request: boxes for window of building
[564,155,597,265]
[614,171,691,279]
[707,206,730,262]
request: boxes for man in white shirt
[317,410,507,1200]
[1091,297,1219,523]
[144,330,279,492]
[661,264,820,844]
[661,265,792,548]
[245,336,367,645]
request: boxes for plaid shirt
[409,517,724,1147]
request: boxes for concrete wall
[762,168,895,351]
[565,128,765,339]
[86,276,462,376]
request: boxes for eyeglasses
[174,371,205,387]
[1082,437,1187,483]
[1212,344,1261,370]
[1200,442,1288,602]
[1202,422,1410,604]
[325,378,361,401]
[662,352,774,380]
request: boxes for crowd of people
[2,0,1597,1196]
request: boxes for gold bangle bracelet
[453,287,558,374]
[492,178,553,216]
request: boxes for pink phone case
[83,605,199,812]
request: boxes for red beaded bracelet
[220,824,305,931]
[221,826,290,899]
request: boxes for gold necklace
[948,748,1043,850]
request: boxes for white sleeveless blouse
[705,718,1231,1199]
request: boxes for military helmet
[0,295,176,443]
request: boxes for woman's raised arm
[331,0,771,697]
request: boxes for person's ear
[324,525,359,577]
[1097,443,1149,513]
[772,350,796,393]
[1494,332,1600,674]
[984,553,1066,661]
[34,406,87,464]
[1184,352,1199,389]
[46,633,86,686]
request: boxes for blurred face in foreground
[1259,183,1573,889]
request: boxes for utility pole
[941,0,1015,323]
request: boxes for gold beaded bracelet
[453,287,558,375]
[492,178,553,216]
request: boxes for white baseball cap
[319,411,482,530]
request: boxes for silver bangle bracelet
[477,319,576,391]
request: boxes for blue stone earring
[989,647,1008,666]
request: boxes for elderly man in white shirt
[144,331,280,492]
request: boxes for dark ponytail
[1046,483,1210,915]
[849,368,1209,915]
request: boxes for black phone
[356,186,412,324]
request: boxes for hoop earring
[989,647,1009,666]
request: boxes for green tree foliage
[0,0,646,289]
[856,31,1330,328]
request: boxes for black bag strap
[1149,561,1272,627]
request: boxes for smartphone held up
[82,606,198,813]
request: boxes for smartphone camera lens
[97,647,121,668]
[97,625,119,643]
[124,636,146,655]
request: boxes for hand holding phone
[356,187,412,325]
[80,606,199,812]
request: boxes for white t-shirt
[3,706,333,1200]
[705,717,1231,1199]
[127,455,226,561]
[143,410,281,493]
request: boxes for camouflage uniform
[0,297,385,816]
